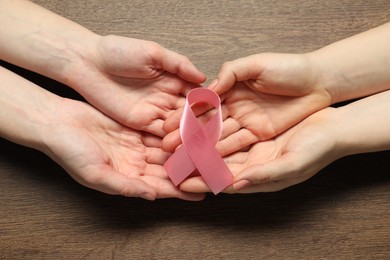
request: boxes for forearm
[307,22,390,104]
[0,0,99,85]
[334,90,390,156]
[0,66,60,151]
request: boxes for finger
[143,119,166,137]
[141,132,163,148]
[174,96,186,110]
[191,106,217,128]
[216,128,258,157]
[179,176,235,195]
[235,154,297,184]
[233,179,298,193]
[160,48,206,84]
[144,164,170,179]
[163,100,214,133]
[179,82,203,97]
[176,191,206,201]
[192,102,215,118]
[220,103,231,122]
[163,107,183,133]
[145,147,171,165]
[142,176,205,201]
[162,107,217,152]
[161,128,182,152]
[79,165,157,200]
[224,152,248,165]
[179,176,211,193]
[220,117,241,140]
[210,55,261,94]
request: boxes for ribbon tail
[183,130,233,195]
[164,146,196,186]
[198,152,233,195]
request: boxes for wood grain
[1,0,389,259]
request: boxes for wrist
[0,67,63,153]
[327,107,357,158]
[50,31,102,88]
[304,51,340,105]
[0,0,101,88]
[305,23,390,105]
[332,91,390,156]
[306,107,348,162]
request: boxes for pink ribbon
[164,88,233,194]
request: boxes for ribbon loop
[164,88,233,194]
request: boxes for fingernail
[208,79,218,90]
[233,180,250,191]
[140,192,155,201]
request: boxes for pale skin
[0,66,204,201]
[2,0,389,197]
[163,22,390,193]
[0,0,206,137]
[179,90,390,193]
[0,0,206,200]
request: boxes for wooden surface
[1,0,389,259]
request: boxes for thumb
[80,166,157,200]
[210,54,263,94]
[232,155,301,193]
[159,48,206,84]
[234,154,297,186]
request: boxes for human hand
[178,107,343,193]
[65,35,206,136]
[212,52,333,141]
[1,1,206,136]
[162,53,331,154]
[40,97,204,201]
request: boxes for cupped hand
[65,35,206,136]
[41,97,205,201]
[162,81,331,156]
[162,53,331,154]
[179,107,343,193]
[214,53,332,154]
[211,52,321,97]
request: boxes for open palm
[162,82,330,156]
[42,97,204,201]
[162,53,331,155]
[179,107,341,193]
[215,82,331,155]
[66,36,205,137]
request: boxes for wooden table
[1,1,389,258]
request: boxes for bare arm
[0,65,204,200]
[0,0,97,84]
[335,90,390,155]
[0,65,57,150]
[0,0,206,135]
[308,22,390,104]
[178,89,390,193]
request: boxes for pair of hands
[2,2,388,201]
[50,36,335,199]
[42,35,206,201]
[162,53,335,193]
[161,23,390,194]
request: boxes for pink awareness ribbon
[164,88,233,194]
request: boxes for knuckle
[145,41,164,60]
[119,186,135,197]
[81,171,105,188]
[221,61,233,71]
[253,173,272,184]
